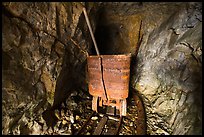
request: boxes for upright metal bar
[82,7,100,56]
[82,6,109,101]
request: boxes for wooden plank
[92,116,108,135]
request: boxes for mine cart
[82,5,131,116]
[87,54,131,116]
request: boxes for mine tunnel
[2,2,202,135]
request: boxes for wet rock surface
[2,2,202,135]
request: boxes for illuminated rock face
[2,2,202,135]
[132,3,202,135]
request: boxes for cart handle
[82,5,100,56]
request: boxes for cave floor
[46,90,140,135]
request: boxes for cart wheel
[92,96,98,112]
[121,99,127,116]
[99,97,103,107]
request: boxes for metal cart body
[87,54,131,116]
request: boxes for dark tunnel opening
[91,7,129,55]
[93,24,124,55]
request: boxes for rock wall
[132,2,202,135]
[2,2,96,134]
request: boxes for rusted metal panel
[87,54,131,116]
[87,54,131,99]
